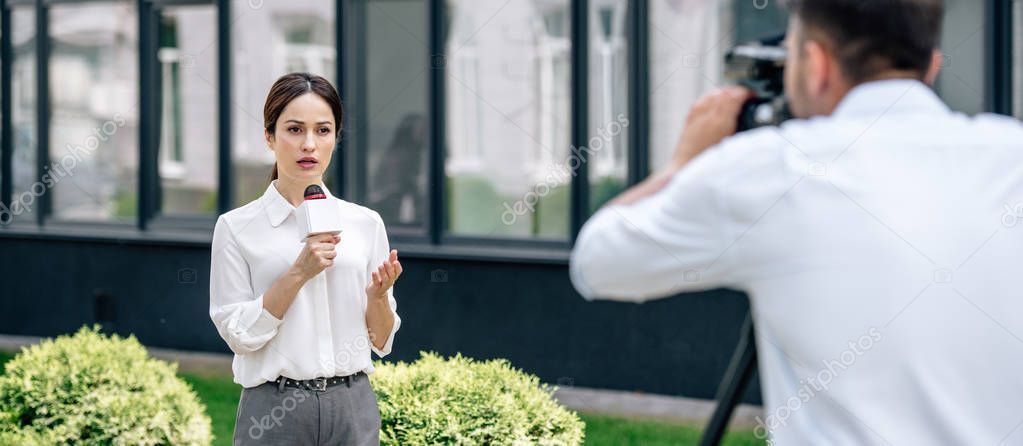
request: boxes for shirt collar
[263,180,336,227]
[831,79,949,118]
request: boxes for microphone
[295,184,343,241]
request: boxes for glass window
[649,0,729,172]
[156,5,218,216]
[8,7,36,226]
[934,0,986,115]
[1014,0,1022,119]
[362,0,429,229]
[231,0,337,208]
[588,0,629,213]
[49,2,139,222]
[649,0,785,172]
[0,18,2,224]
[445,0,571,239]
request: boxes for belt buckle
[310,377,327,392]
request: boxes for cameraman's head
[783,0,945,118]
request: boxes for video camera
[725,34,792,131]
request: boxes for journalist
[570,0,1023,444]
[210,73,401,445]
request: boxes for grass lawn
[0,350,763,446]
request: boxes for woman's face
[266,92,336,185]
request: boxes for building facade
[0,0,1018,402]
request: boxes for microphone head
[303,185,327,200]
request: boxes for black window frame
[0,0,1015,262]
[138,0,223,234]
[340,0,651,253]
[989,0,1014,116]
[341,0,431,244]
[39,0,143,232]
[0,0,45,231]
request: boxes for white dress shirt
[210,180,401,388]
[571,80,1023,445]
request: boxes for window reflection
[363,0,429,228]
[157,5,218,216]
[49,2,139,222]
[445,0,571,239]
[1014,0,1022,118]
[231,0,336,208]
[933,0,986,115]
[649,0,729,173]
[8,7,36,225]
[589,0,629,212]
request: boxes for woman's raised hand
[367,250,402,301]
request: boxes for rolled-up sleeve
[570,148,733,302]
[368,214,401,358]
[209,216,284,355]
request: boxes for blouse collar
[262,179,336,227]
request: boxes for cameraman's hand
[670,86,753,168]
[599,86,752,209]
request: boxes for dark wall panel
[0,237,760,403]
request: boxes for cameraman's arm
[608,87,752,208]
[569,150,732,301]
[570,87,751,301]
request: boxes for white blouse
[209,180,401,388]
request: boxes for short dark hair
[785,0,944,83]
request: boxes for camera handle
[698,311,758,446]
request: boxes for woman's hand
[367,250,402,301]
[291,233,341,282]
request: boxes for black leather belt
[271,372,364,392]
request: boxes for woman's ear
[264,128,275,150]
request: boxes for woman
[209,72,402,446]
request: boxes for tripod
[698,313,758,446]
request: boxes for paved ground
[0,334,762,429]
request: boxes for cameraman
[570,0,1023,444]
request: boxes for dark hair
[264,72,344,183]
[785,0,944,84]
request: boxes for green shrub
[0,326,212,445]
[373,352,584,446]
[0,427,56,446]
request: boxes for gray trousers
[233,374,381,446]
